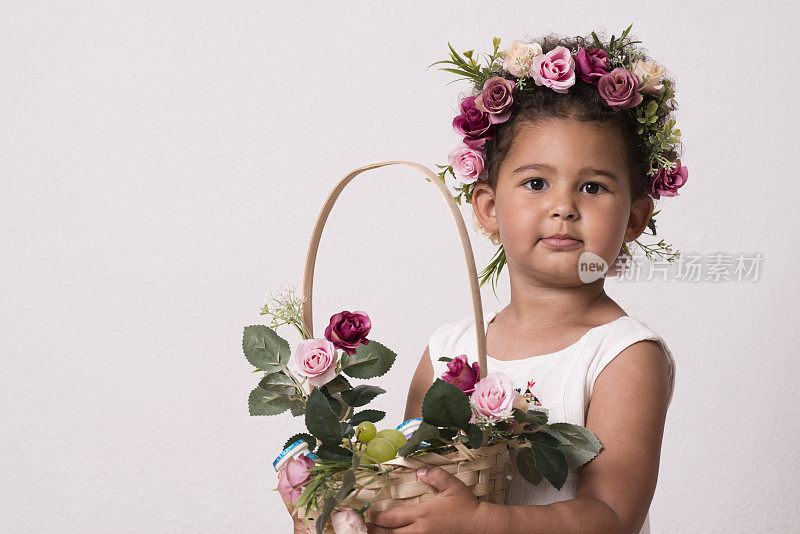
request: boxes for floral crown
[430,24,688,292]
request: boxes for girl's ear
[624,195,655,243]
[471,182,498,233]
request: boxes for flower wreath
[431,23,688,294]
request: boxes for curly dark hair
[472,31,681,201]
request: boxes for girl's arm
[476,339,673,534]
[403,345,434,420]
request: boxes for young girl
[366,28,683,534]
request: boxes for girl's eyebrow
[512,162,620,182]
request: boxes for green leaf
[289,398,306,417]
[398,421,440,456]
[316,496,337,534]
[258,372,296,391]
[341,422,355,439]
[516,447,543,485]
[437,356,453,363]
[465,424,483,449]
[242,325,291,373]
[422,379,472,430]
[305,389,343,445]
[526,434,569,490]
[349,409,385,425]
[341,385,385,408]
[316,443,353,462]
[341,340,397,379]
[283,433,317,452]
[512,407,549,431]
[547,423,602,470]
[323,374,352,394]
[248,385,291,416]
[336,469,356,501]
[319,386,344,417]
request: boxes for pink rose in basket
[290,338,338,387]
[277,454,315,508]
[325,311,371,357]
[470,371,516,421]
[331,509,368,534]
[441,354,481,394]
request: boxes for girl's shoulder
[586,314,677,407]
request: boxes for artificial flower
[325,311,371,357]
[470,371,516,421]
[633,59,666,94]
[530,45,576,94]
[441,354,481,394]
[276,454,315,508]
[502,40,543,77]
[573,46,610,85]
[596,67,644,110]
[448,144,485,185]
[452,96,494,149]
[474,76,516,123]
[649,159,688,199]
[289,338,338,387]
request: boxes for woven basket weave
[296,161,510,532]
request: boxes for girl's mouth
[539,237,583,248]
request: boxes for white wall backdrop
[2,1,798,532]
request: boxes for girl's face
[472,117,653,285]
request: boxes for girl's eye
[581,182,606,195]
[524,178,548,191]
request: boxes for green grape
[375,429,407,449]
[356,421,377,443]
[365,437,398,463]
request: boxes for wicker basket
[296,161,510,532]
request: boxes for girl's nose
[548,193,579,220]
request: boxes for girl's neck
[501,276,616,333]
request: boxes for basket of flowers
[244,161,603,533]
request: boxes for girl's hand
[284,501,312,534]
[367,467,485,533]
[292,511,313,534]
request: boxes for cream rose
[331,509,368,534]
[633,59,666,94]
[502,40,543,77]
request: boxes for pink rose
[649,159,688,199]
[470,371,515,421]
[325,311,371,357]
[331,509,368,534]
[447,144,485,185]
[474,77,516,124]
[452,96,494,149]
[530,45,576,94]
[573,46,610,85]
[290,338,338,387]
[277,454,315,508]
[441,354,481,394]
[596,68,643,110]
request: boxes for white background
[2,1,798,532]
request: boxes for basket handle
[301,160,489,381]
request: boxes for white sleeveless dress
[427,309,676,534]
